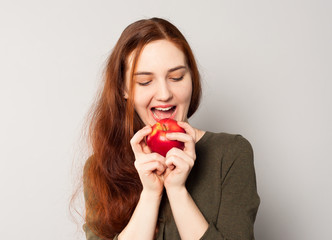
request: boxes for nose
[155,79,173,102]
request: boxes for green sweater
[84,132,260,240]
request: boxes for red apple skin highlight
[146,118,185,157]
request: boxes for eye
[138,80,152,86]
[171,76,184,81]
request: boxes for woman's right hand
[130,125,166,197]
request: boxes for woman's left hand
[163,121,197,191]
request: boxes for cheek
[133,89,151,109]
[179,90,191,103]
[177,81,192,104]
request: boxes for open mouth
[151,106,176,121]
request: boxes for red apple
[146,118,185,157]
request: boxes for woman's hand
[130,125,167,197]
[163,121,197,192]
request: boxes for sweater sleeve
[200,136,260,240]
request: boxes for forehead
[128,40,186,72]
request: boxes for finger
[135,152,166,168]
[148,161,167,176]
[166,147,195,167]
[165,132,196,159]
[165,154,190,173]
[155,166,166,176]
[166,132,193,143]
[137,160,166,176]
[130,125,152,154]
[177,121,196,140]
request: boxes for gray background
[0,0,331,239]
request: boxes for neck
[194,128,206,143]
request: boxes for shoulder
[210,132,254,163]
[198,131,253,154]
[195,131,254,167]
[198,131,254,176]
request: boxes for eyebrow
[134,65,187,76]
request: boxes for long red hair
[83,17,201,239]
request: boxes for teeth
[154,106,173,111]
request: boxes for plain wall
[0,0,331,239]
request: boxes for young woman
[82,17,260,240]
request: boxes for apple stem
[162,123,168,131]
